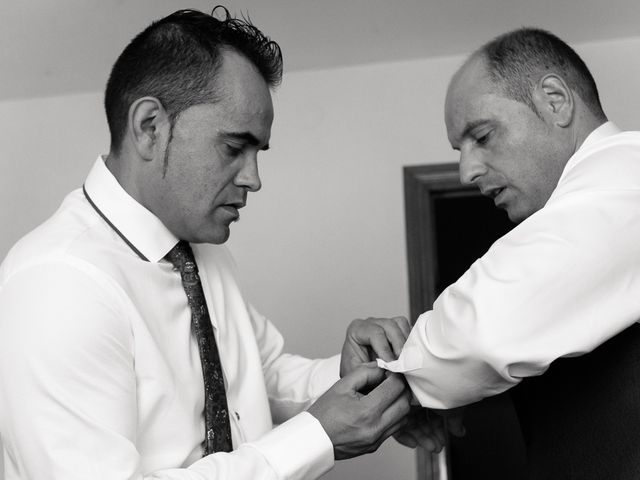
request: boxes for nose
[235,154,262,192]
[458,149,487,186]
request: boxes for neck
[569,109,608,157]
[104,150,147,207]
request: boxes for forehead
[218,49,273,103]
[224,51,273,119]
[445,58,502,143]
[178,49,274,142]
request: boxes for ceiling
[2,0,639,102]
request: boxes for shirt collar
[84,156,179,263]
[557,121,622,184]
[578,121,621,151]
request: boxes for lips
[221,205,239,216]
[225,202,245,210]
[220,201,244,218]
[480,186,504,199]
[494,188,507,205]
[479,186,507,207]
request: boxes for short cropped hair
[477,28,605,119]
[104,6,283,153]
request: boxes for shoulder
[554,131,640,197]
[1,188,103,280]
[1,187,136,291]
[0,188,136,337]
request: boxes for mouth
[481,186,507,206]
[481,186,504,199]
[220,201,245,219]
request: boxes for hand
[393,407,445,452]
[307,364,411,460]
[340,316,412,377]
[393,407,466,452]
[439,407,465,438]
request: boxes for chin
[506,213,522,224]
[506,207,531,224]
[188,225,231,245]
[210,226,232,245]
[203,233,230,245]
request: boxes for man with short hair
[379,28,640,478]
[0,8,416,480]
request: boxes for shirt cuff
[246,411,334,480]
[315,354,341,387]
[376,343,422,373]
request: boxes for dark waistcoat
[510,323,640,480]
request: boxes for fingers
[350,316,412,361]
[377,415,410,447]
[424,414,446,448]
[393,316,413,341]
[393,408,446,452]
[380,317,409,358]
[372,381,412,441]
[394,430,419,448]
[412,425,444,453]
[364,372,408,412]
[445,413,466,438]
[341,316,412,381]
[373,316,411,358]
[368,394,412,451]
[398,426,441,452]
[431,406,466,438]
[366,328,396,362]
[341,364,386,394]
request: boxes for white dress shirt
[380,122,640,408]
[0,157,340,480]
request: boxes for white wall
[0,92,110,256]
[226,36,640,480]
[1,36,639,480]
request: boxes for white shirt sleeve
[0,260,333,480]
[380,187,640,409]
[248,303,341,423]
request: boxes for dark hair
[478,28,605,119]
[104,6,283,153]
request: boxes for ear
[126,97,170,161]
[532,74,574,128]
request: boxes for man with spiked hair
[380,28,640,478]
[0,7,427,480]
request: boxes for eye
[224,143,243,157]
[475,131,492,146]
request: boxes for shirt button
[235,411,240,421]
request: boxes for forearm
[1,413,333,480]
[265,354,340,422]
[382,190,640,408]
[149,413,333,480]
[380,309,518,408]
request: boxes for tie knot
[165,240,197,273]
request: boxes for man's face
[444,57,567,223]
[150,49,274,244]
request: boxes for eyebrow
[450,119,491,150]
[221,131,270,151]
[459,119,490,142]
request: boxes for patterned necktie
[165,240,232,455]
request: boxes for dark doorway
[404,163,527,480]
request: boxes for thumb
[342,364,386,394]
